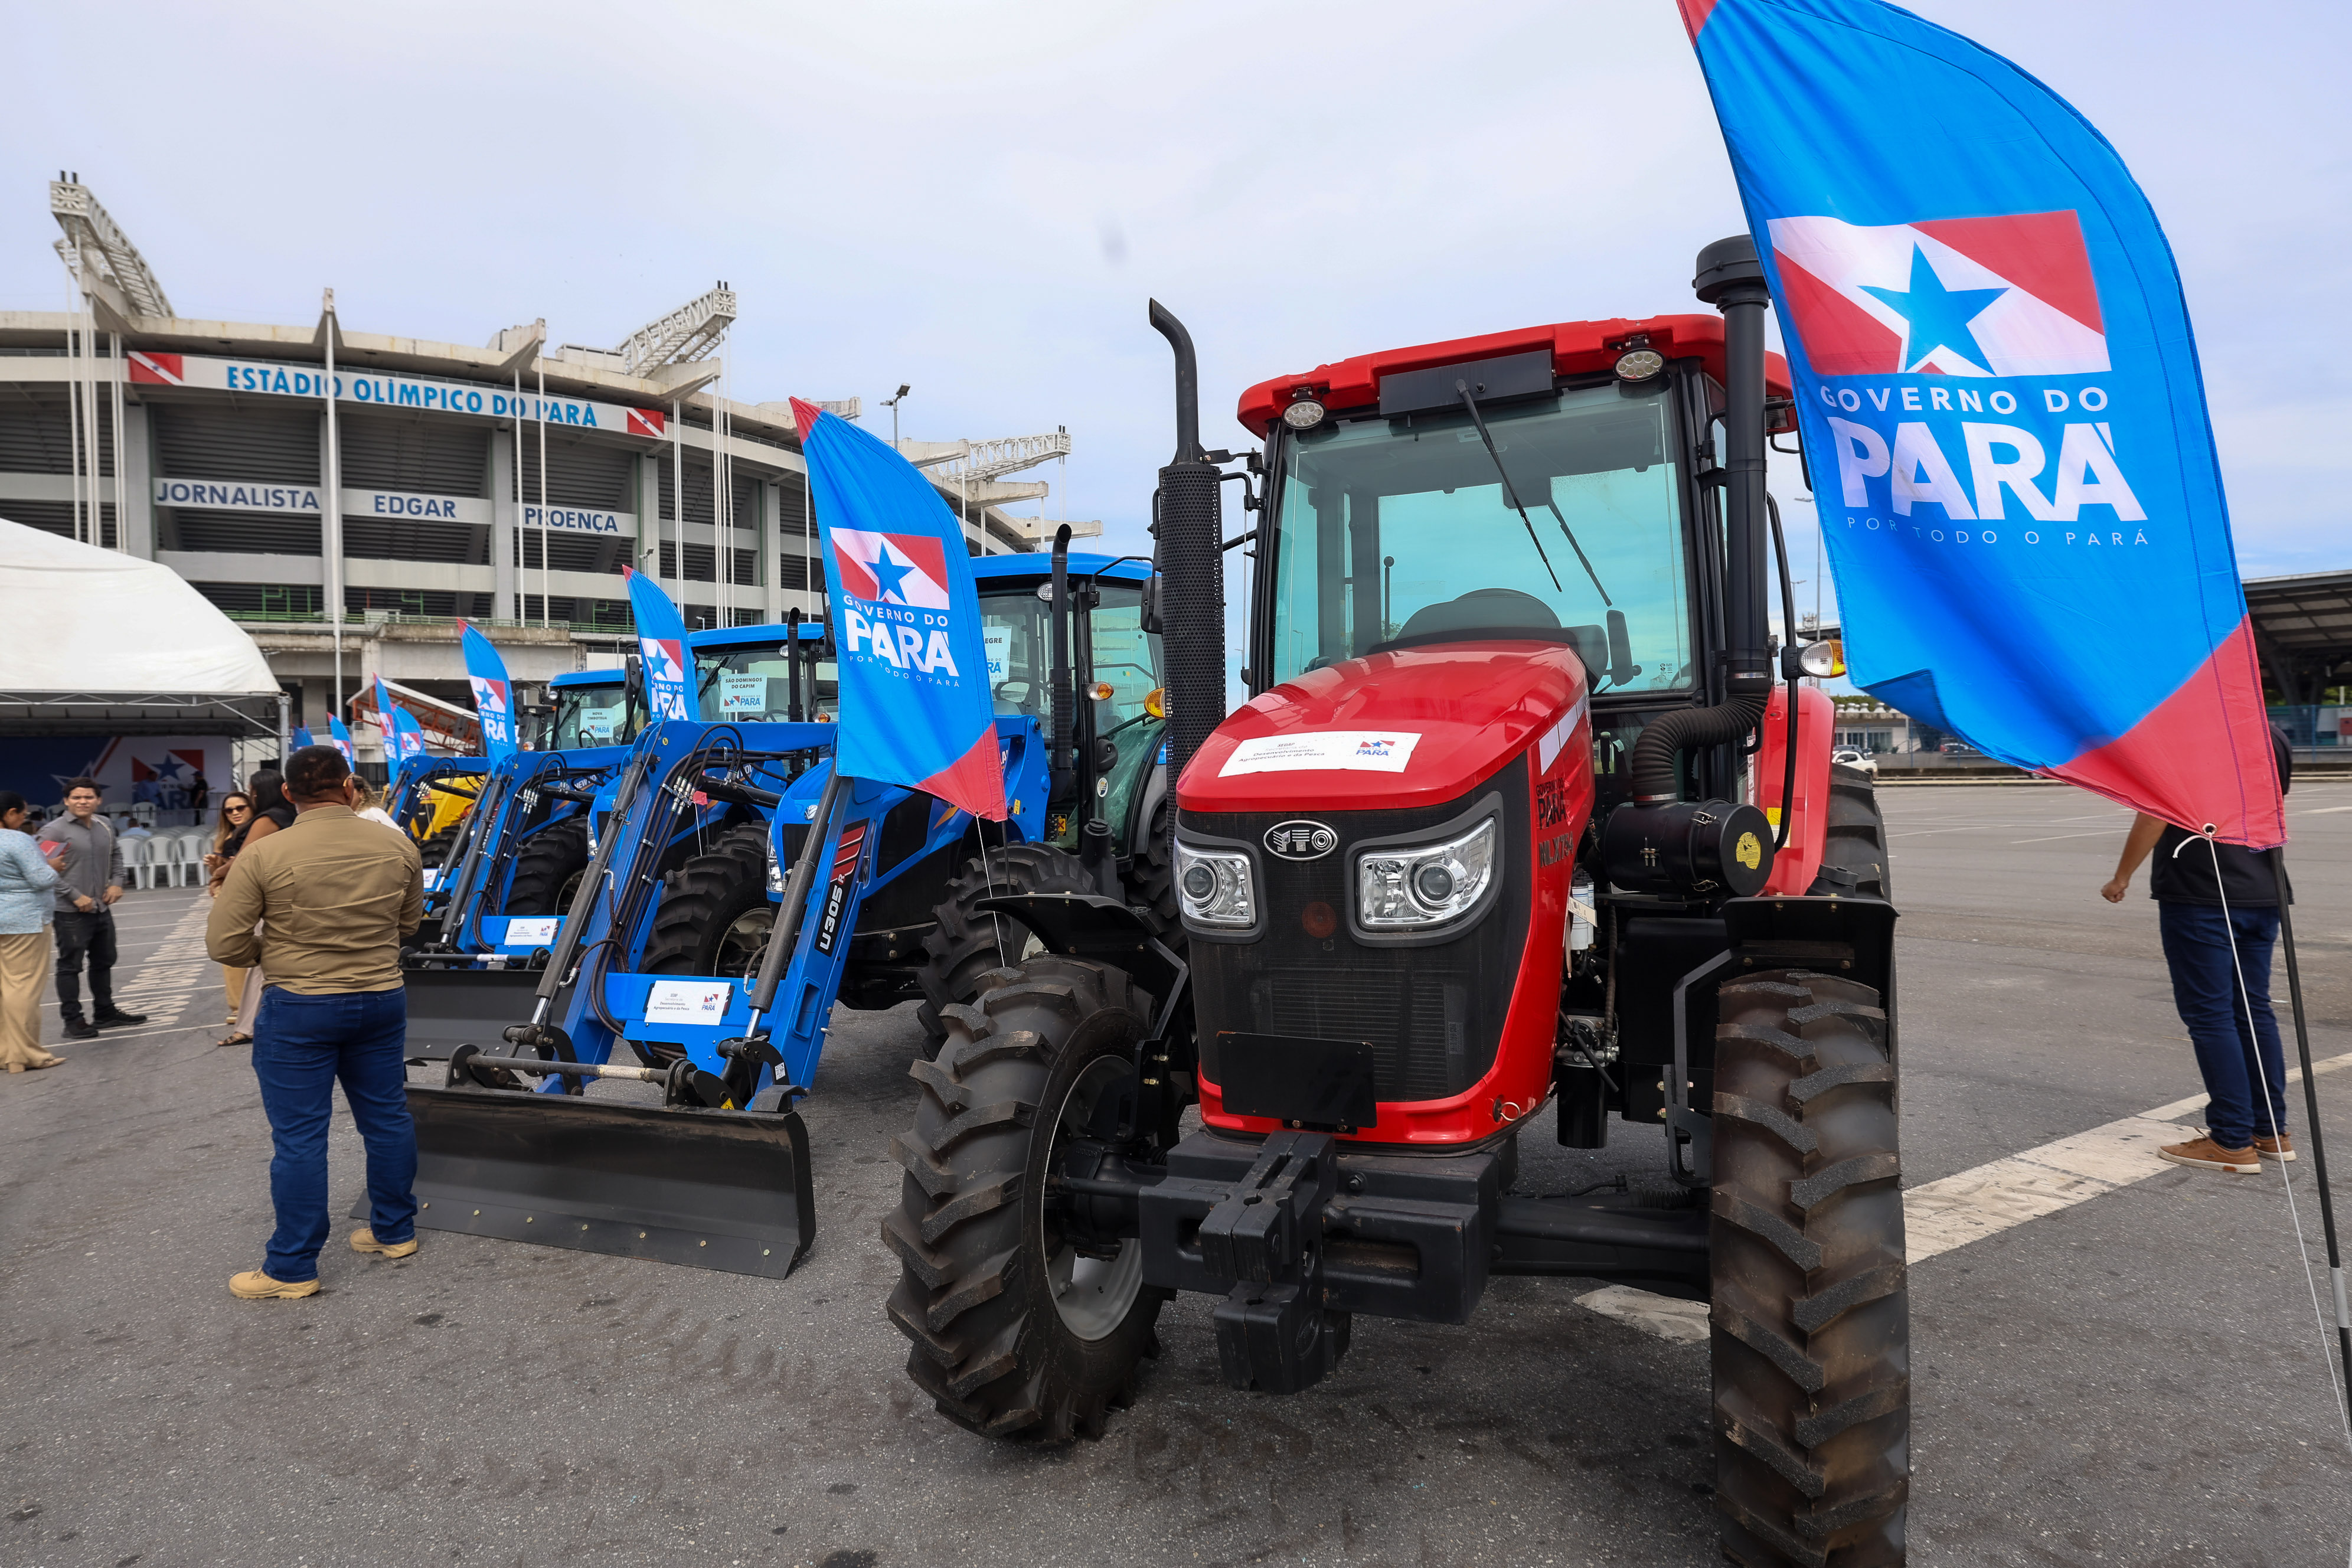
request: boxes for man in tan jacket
[207,744,424,1299]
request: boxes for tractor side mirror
[1605,609,1640,688]
[1141,574,1164,635]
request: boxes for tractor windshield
[978,582,1162,729]
[1266,380,1694,691]
[694,641,839,723]
[550,681,638,749]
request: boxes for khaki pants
[0,928,55,1068]
[223,965,249,1028]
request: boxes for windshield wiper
[1454,379,1612,606]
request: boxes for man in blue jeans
[206,744,425,1298]
[2101,728,2294,1174]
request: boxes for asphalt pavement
[2,782,2349,1567]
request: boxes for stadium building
[2,177,1089,759]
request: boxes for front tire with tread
[914,844,1095,1050]
[1711,969,1908,1567]
[886,954,1166,1442]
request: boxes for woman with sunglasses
[205,792,255,1044]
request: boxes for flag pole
[2275,847,2352,1418]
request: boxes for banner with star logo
[1682,0,2281,847]
[792,397,1006,821]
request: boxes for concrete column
[633,454,663,576]
[119,401,155,558]
[763,479,783,622]
[491,426,517,619]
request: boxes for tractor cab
[690,619,838,723]
[545,669,642,750]
[1239,313,1792,817]
[971,551,1167,860]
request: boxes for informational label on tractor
[1219,731,1423,776]
[718,672,769,715]
[644,979,734,1024]
[983,626,1011,684]
[420,868,441,890]
[503,917,559,946]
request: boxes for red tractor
[886,237,1907,1567]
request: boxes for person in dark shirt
[2101,727,2295,1173]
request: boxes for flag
[622,566,693,723]
[1681,0,2282,847]
[792,397,1005,819]
[326,717,356,769]
[459,620,518,763]
[292,727,315,749]
[376,676,426,763]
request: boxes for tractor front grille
[1184,754,1531,1107]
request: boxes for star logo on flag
[864,542,916,604]
[1860,246,2010,374]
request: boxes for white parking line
[1905,1052,2352,1264]
[2008,830,2119,844]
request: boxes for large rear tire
[1710,969,1908,1567]
[638,825,774,981]
[886,955,1167,1441]
[913,843,1095,1051]
[502,816,589,917]
[419,821,465,869]
[1809,765,1891,901]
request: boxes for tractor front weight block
[373,1082,818,1278]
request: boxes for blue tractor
[394,539,1181,1272]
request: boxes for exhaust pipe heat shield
[387,1084,817,1278]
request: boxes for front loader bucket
[377,1084,816,1278]
[399,965,547,1061]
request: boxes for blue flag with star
[789,398,1005,820]
[1681,0,2282,848]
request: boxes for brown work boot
[2158,1135,2260,1174]
[349,1227,419,1259]
[229,1269,321,1300]
[2255,1134,2297,1162]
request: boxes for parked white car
[1830,747,1879,776]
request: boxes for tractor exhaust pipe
[1149,299,1225,789]
[1601,238,1779,897]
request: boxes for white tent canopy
[0,517,281,733]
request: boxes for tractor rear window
[1266,381,1694,691]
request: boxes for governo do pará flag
[791,397,1006,821]
[457,620,518,764]
[620,566,693,723]
[1681,0,2284,847]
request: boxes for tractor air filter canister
[1599,798,1775,898]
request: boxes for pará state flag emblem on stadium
[1769,211,2108,378]
[792,397,1006,821]
[832,530,953,610]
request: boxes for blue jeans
[250,986,415,1282]
[2158,902,2287,1150]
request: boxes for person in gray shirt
[37,778,145,1040]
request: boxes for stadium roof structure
[2244,569,2352,705]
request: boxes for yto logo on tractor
[1263,821,1337,860]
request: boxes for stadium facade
[5,178,1076,756]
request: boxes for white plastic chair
[169,832,207,888]
[123,836,157,891]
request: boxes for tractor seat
[1390,590,1606,672]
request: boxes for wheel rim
[556,870,586,910]
[1043,1054,1145,1342]
[715,907,773,981]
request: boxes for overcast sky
[8,0,2344,642]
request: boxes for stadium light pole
[883,384,910,452]
[323,288,343,721]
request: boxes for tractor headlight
[1174,841,1256,930]
[1357,817,1497,931]
[1281,398,1327,430]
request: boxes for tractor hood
[1179,642,1589,814]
